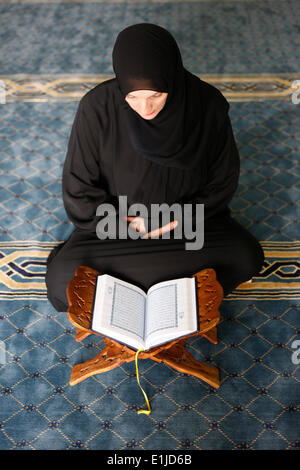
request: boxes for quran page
[91,274,147,349]
[144,277,198,350]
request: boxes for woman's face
[125,90,168,120]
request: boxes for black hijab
[112,23,229,169]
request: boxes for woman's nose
[140,101,152,113]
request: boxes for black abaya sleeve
[62,98,121,233]
[178,113,240,224]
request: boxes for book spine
[90,274,99,330]
[194,277,200,331]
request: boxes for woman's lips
[145,111,154,116]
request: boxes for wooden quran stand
[66,266,223,389]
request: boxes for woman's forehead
[126,90,165,97]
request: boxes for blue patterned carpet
[0,0,299,450]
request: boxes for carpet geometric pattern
[0,241,299,301]
[0,299,299,450]
[0,0,299,450]
[0,0,300,75]
[1,73,299,102]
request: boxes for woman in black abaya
[45,23,265,312]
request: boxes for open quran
[91,274,199,351]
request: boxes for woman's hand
[126,216,178,239]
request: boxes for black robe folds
[62,77,240,233]
[45,78,265,312]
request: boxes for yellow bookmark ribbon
[135,348,151,415]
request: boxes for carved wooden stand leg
[152,339,220,389]
[70,338,136,386]
[76,329,91,342]
[200,327,218,344]
[70,337,220,389]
